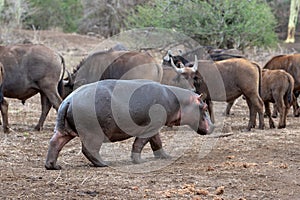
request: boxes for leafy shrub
[126,0,278,49]
[23,0,83,32]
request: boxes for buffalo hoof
[278,124,286,129]
[272,113,278,118]
[131,152,145,164]
[34,125,42,131]
[269,123,275,129]
[45,164,62,170]
[3,127,9,133]
[293,113,300,117]
[153,149,171,159]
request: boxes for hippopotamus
[45,79,214,170]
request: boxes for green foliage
[24,0,83,32]
[126,0,278,49]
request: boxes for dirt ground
[0,30,299,200]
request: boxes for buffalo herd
[0,43,298,169]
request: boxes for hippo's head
[180,93,214,135]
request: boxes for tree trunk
[285,0,300,43]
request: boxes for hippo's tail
[55,100,70,133]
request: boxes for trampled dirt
[0,30,299,200]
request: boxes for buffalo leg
[245,98,256,130]
[82,143,108,167]
[292,94,299,117]
[264,102,275,129]
[38,82,62,110]
[0,99,9,133]
[45,130,75,170]
[149,133,171,159]
[35,93,51,131]
[131,137,151,164]
[272,105,278,118]
[207,100,215,123]
[276,97,287,129]
[245,96,264,130]
[225,100,235,116]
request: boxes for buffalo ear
[197,93,207,101]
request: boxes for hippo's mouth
[197,112,215,135]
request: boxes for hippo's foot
[153,149,171,160]
[131,152,145,164]
[45,163,62,170]
[92,161,108,167]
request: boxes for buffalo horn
[170,57,184,73]
[66,70,73,86]
[192,55,198,72]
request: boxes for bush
[126,0,278,49]
[23,0,83,32]
[0,0,33,28]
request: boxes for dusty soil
[0,30,299,200]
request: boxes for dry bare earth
[0,30,299,199]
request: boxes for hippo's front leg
[131,137,151,164]
[45,130,75,170]
[131,133,170,164]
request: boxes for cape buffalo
[264,54,300,117]
[226,69,294,129]
[0,62,4,102]
[170,57,265,131]
[45,79,214,170]
[63,50,163,98]
[0,44,65,132]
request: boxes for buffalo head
[163,50,190,68]
[62,70,75,99]
[170,55,198,91]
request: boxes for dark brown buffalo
[0,44,65,132]
[63,50,163,98]
[226,69,294,128]
[0,62,4,102]
[64,48,193,96]
[170,57,265,131]
[264,54,300,117]
[45,79,214,170]
[161,66,194,90]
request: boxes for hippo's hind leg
[45,130,75,170]
[81,142,108,167]
[150,133,171,160]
